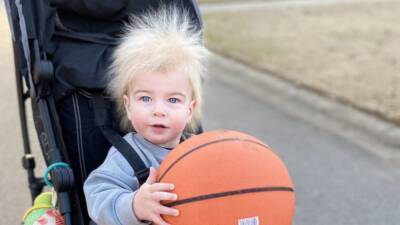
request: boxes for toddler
[84,5,208,225]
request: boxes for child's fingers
[150,183,175,192]
[151,215,171,225]
[157,205,179,217]
[152,191,178,201]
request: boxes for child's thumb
[145,167,157,184]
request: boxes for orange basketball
[157,130,295,225]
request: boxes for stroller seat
[5,0,203,224]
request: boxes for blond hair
[108,5,208,133]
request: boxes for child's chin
[146,135,170,145]
[152,137,180,148]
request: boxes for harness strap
[92,95,149,185]
[99,127,149,185]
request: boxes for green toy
[23,192,53,225]
[33,192,53,206]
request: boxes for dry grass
[203,0,400,124]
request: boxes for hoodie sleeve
[83,149,150,225]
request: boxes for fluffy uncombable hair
[107,5,208,132]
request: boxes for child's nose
[153,102,166,117]
[153,110,166,117]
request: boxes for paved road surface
[203,56,400,225]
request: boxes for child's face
[123,69,195,148]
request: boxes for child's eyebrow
[133,90,151,95]
[133,90,186,98]
[169,92,186,97]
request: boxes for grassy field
[203,0,400,124]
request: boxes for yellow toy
[23,192,64,225]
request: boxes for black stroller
[5,0,203,224]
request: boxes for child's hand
[133,167,179,225]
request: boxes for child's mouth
[151,124,168,133]
[152,124,167,128]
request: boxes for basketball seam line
[165,186,294,207]
[158,138,268,181]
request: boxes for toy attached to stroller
[5,0,203,224]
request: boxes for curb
[209,52,400,160]
[200,0,360,13]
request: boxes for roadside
[200,0,400,126]
[209,53,400,163]
[199,0,368,12]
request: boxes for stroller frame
[6,1,77,224]
[5,0,203,224]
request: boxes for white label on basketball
[238,216,259,225]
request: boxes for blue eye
[140,96,151,102]
[168,98,179,103]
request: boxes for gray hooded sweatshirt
[84,132,171,225]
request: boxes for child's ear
[123,94,132,121]
[187,100,196,123]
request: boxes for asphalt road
[2,2,400,225]
[203,55,400,225]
